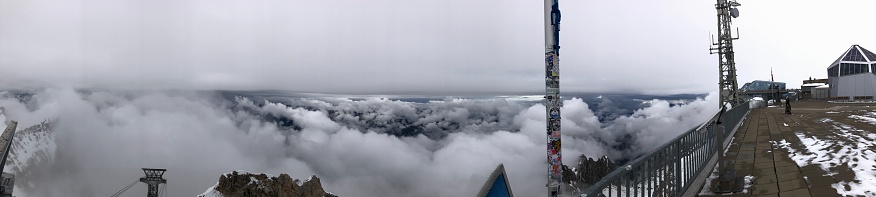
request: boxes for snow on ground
[772,118,876,196]
[697,166,721,195]
[850,112,876,125]
[698,167,755,195]
[699,137,751,196]
[741,175,754,193]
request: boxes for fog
[0,88,717,196]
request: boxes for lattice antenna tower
[709,0,743,108]
[140,168,167,197]
[544,0,562,196]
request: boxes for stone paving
[699,101,876,197]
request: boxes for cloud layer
[0,89,717,197]
[0,0,736,94]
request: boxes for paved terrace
[699,101,876,197]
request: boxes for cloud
[0,89,717,197]
[1,89,314,196]
[0,0,733,94]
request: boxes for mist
[0,88,717,196]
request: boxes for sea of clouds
[0,88,718,197]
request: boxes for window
[839,63,869,76]
[841,64,849,75]
[829,65,839,77]
[843,48,868,62]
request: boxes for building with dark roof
[740,80,786,101]
[827,44,876,101]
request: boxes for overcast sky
[1,0,874,95]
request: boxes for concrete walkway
[699,101,876,197]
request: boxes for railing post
[675,142,681,196]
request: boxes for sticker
[550,165,561,177]
[549,107,560,119]
[551,131,561,138]
[547,88,559,94]
[548,119,560,130]
[548,180,560,187]
[550,98,561,107]
[549,80,559,88]
[551,139,561,150]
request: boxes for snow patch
[697,166,721,195]
[198,182,221,197]
[849,112,876,126]
[741,175,754,193]
[772,122,876,196]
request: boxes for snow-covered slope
[199,183,221,197]
[4,120,56,192]
[0,107,6,133]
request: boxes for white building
[814,84,830,100]
[827,44,876,101]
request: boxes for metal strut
[110,179,140,197]
[709,0,743,108]
[544,0,562,196]
[140,168,167,197]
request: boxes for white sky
[1,0,874,95]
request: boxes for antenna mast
[710,0,743,107]
[544,0,562,196]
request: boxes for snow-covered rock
[2,118,56,196]
[198,171,337,197]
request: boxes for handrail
[579,101,750,197]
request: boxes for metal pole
[716,113,724,179]
[544,0,562,196]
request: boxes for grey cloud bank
[0,0,798,95]
[3,0,876,94]
[0,89,717,196]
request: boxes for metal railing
[579,101,750,197]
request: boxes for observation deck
[699,101,876,197]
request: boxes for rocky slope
[199,171,337,197]
[0,108,57,196]
[562,155,617,194]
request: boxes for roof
[476,164,514,197]
[802,83,827,87]
[751,80,785,84]
[830,45,876,67]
